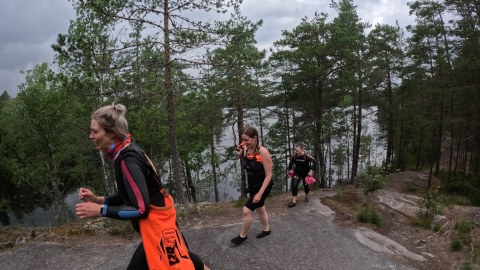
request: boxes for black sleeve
[105,194,124,206]
[103,156,151,220]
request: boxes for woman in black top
[287,143,316,207]
[75,104,207,270]
[230,126,273,245]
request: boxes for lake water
[8,190,79,227]
[7,106,385,226]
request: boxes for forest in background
[1,0,480,225]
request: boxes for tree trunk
[327,122,332,187]
[314,82,325,188]
[164,0,185,203]
[99,151,115,194]
[184,160,197,203]
[351,84,362,184]
[210,131,219,202]
[285,89,292,192]
[258,107,264,143]
[236,97,246,198]
[397,103,405,170]
[386,69,394,167]
[346,111,351,181]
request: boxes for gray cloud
[0,0,413,97]
[0,0,74,96]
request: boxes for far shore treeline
[1,0,480,225]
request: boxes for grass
[462,261,477,270]
[357,205,383,227]
[438,194,471,207]
[177,204,200,219]
[433,223,442,232]
[450,239,463,251]
[413,213,433,230]
[456,219,474,236]
[233,197,248,208]
[333,184,346,197]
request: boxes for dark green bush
[357,205,383,227]
[455,219,475,243]
[413,212,433,230]
[450,239,463,251]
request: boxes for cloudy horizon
[0,0,414,97]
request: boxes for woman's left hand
[308,170,313,177]
[76,202,102,219]
[253,193,262,204]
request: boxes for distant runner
[287,143,316,207]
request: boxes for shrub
[433,223,442,232]
[357,205,383,227]
[438,194,471,207]
[333,184,346,197]
[450,239,463,251]
[413,212,433,230]
[357,165,388,196]
[233,197,248,208]
[455,219,474,242]
[363,175,386,196]
[461,261,476,270]
[436,171,480,206]
[420,190,440,218]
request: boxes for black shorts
[245,184,272,211]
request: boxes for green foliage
[413,213,433,230]
[0,64,101,224]
[413,190,441,229]
[455,219,474,241]
[461,261,476,270]
[233,197,248,208]
[363,175,386,196]
[4,0,480,227]
[333,184,346,197]
[432,223,442,232]
[450,239,463,252]
[436,171,480,207]
[420,190,440,218]
[357,165,388,196]
[357,205,383,227]
[438,194,471,207]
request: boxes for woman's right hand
[236,144,245,157]
[79,187,102,204]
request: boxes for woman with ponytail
[231,126,274,245]
[75,104,208,270]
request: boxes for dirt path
[1,171,478,269]
[0,190,416,270]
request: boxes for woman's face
[89,119,115,151]
[295,146,304,155]
[241,134,256,148]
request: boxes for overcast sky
[0,0,415,97]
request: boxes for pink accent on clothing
[121,160,146,214]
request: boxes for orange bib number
[139,194,194,270]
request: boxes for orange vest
[139,193,195,270]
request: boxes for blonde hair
[91,104,129,140]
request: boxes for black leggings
[291,175,309,196]
[128,242,204,270]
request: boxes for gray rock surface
[0,197,418,270]
[185,198,416,270]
